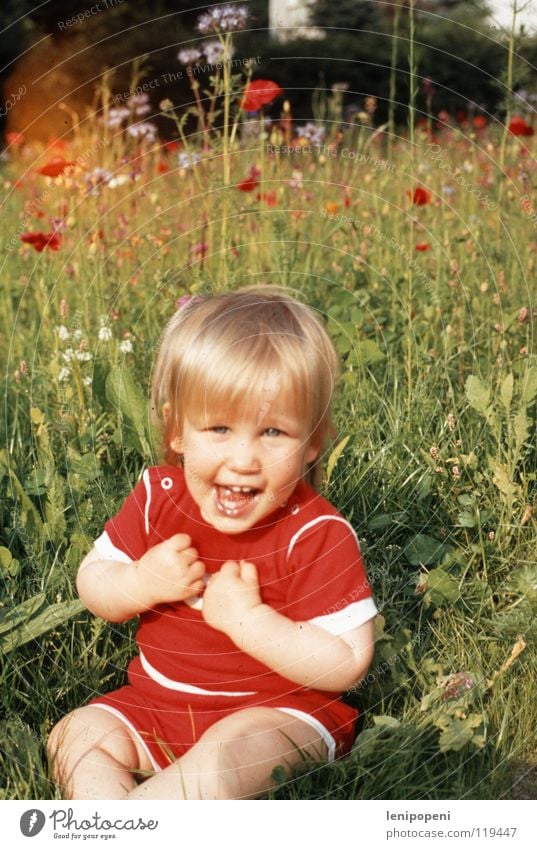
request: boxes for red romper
[90,466,377,771]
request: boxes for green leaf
[0,598,85,653]
[514,408,530,456]
[325,435,350,484]
[422,567,462,607]
[372,715,401,729]
[404,534,453,566]
[435,713,484,753]
[0,547,20,578]
[521,366,537,405]
[490,461,520,501]
[348,339,385,367]
[0,593,46,637]
[500,373,514,415]
[106,366,151,457]
[465,375,491,415]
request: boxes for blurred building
[268,0,325,41]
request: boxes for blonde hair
[151,285,339,487]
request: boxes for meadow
[0,9,536,800]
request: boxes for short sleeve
[93,469,152,563]
[284,515,377,635]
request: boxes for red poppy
[473,115,487,129]
[415,242,431,251]
[256,191,278,206]
[411,187,432,205]
[36,156,76,178]
[157,160,170,173]
[164,140,181,152]
[508,115,534,136]
[6,131,25,145]
[20,231,61,252]
[236,176,259,192]
[240,80,283,112]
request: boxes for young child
[48,286,377,800]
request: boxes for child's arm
[202,560,375,693]
[76,534,206,623]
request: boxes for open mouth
[213,485,261,517]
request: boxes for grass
[0,15,536,799]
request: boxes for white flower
[76,350,93,362]
[83,376,93,386]
[98,326,113,342]
[63,348,75,362]
[107,174,131,189]
[119,339,134,354]
[197,4,249,34]
[178,47,203,65]
[107,107,130,128]
[73,329,83,340]
[58,367,71,382]
[297,123,326,145]
[57,325,70,340]
[202,39,226,65]
[127,122,158,143]
[178,151,201,169]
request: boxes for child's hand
[202,560,263,635]
[135,534,206,607]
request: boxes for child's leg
[126,706,328,800]
[47,706,154,800]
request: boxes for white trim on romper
[89,703,162,772]
[94,531,133,563]
[287,514,359,558]
[309,597,378,635]
[275,708,336,761]
[142,468,152,535]
[140,651,258,697]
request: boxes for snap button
[161,477,173,490]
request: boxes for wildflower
[159,99,174,112]
[289,168,303,189]
[178,151,201,169]
[98,318,113,342]
[119,338,134,354]
[127,122,158,143]
[296,122,326,146]
[57,325,70,341]
[20,231,61,252]
[240,80,283,112]
[76,350,92,362]
[447,413,455,431]
[83,376,93,386]
[202,40,226,65]
[107,174,131,189]
[488,531,495,541]
[451,465,461,478]
[190,242,208,260]
[177,294,204,311]
[518,307,534,324]
[442,672,475,701]
[19,359,28,376]
[415,242,431,251]
[257,191,278,206]
[411,187,432,205]
[130,93,152,116]
[197,4,249,34]
[36,156,76,178]
[494,323,504,333]
[473,115,487,129]
[178,47,203,65]
[6,131,25,145]
[325,202,340,216]
[58,367,71,382]
[107,106,130,127]
[508,115,534,136]
[60,298,68,318]
[236,175,259,192]
[429,445,439,460]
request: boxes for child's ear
[305,442,319,465]
[170,435,183,454]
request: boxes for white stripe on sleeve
[308,597,378,635]
[142,468,151,535]
[287,514,359,559]
[93,531,133,563]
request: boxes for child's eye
[209,426,229,434]
[264,427,284,437]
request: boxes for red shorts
[90,656,358,771]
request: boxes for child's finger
[179,547,200,564]
[220,560,240,577]
[167,533,192,550]
[239,560,258,584]
[188,560,205,580]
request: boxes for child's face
[171,399,318,534]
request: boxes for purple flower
[178,47,203,65]
[197,4,249,34]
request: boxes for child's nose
[228,438,260,472]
